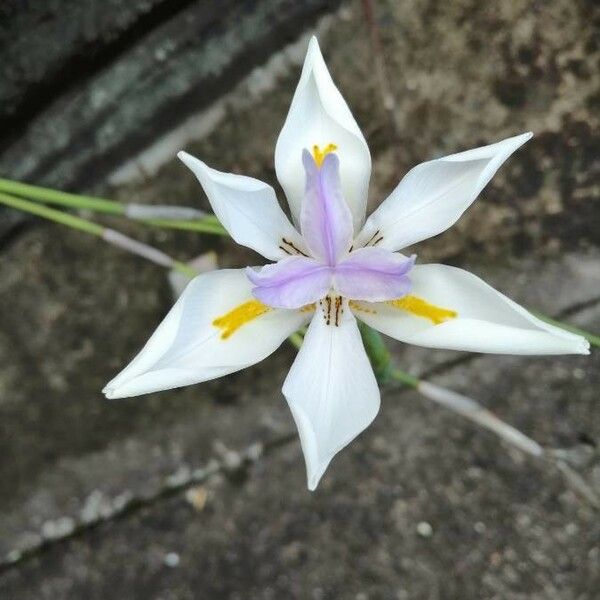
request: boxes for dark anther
[281,238,309,257]
[363,229,380,247]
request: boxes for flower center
[312,143,338,167]
[318,294,344,326]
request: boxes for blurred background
[0,0,599,598]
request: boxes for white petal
[275,36,371,231]
[356,133,533,251]
[178,151,304,261]
[283,304,380,490]
[104,269,307,398]
[354,264,590,355]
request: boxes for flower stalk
[0,190,105,236]
[0,192,196,278]
[0,177,227,236]
[0,178,123,214]
[359,321,394,384]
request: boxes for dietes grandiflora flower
[104,38,589,490]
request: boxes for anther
[334,296,342,327]
[325,296,332,325]
[312,143,338,167]
[363,229,381,248]
[280,238,309,257]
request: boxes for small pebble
[416,521,433,538]
[166,466,191,488]
[565,522,578,536]
[41,517,75,540]
[246,443,263,461]
[164,552,180,568]
[185,486,208,512]
[154,48,167,62]
[6,549,21,563]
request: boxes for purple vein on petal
[300,151,353,266]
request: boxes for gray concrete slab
[0,0,599,597]
[0,292,597,599]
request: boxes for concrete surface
[0,0,599,598]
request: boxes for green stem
[389,369,419,389]
[531,310,600,348]
[0,177,228,236]
[0,191,104,236]
[359,322,392,382]
[0,192,196,278]
[143,218,227,236]
[288,332,304,350]
[169,261,198,278]
[0,178,122,215]
[196,214,221,225]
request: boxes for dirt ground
[0,1,599,598]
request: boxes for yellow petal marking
[387,295,457,325]
[212,300,271,340]
[348,300,377,315]
[312,143,338,167]
[300,303,316,313]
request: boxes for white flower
[104,37,589,490]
